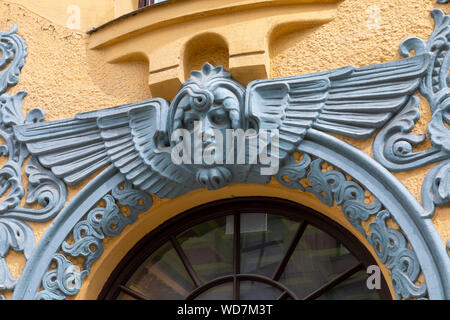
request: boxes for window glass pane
[195,282,233,300]
[117,292,137,300]
[240,214,300,277]
[176,216,233,284]
[317,270,380,300]
[240,280,283,300]
[111,201,387,301]
[126,241,195,300]
[279,225,359,299]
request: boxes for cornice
[87,0,340,100]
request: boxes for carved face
[171,63,244,132]
[168,63,246,190]
[170,64,245,161]
[173,85,241,141]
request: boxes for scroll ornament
[276,155,427,299]
[373,9,450,217]
[13,10,450,219]
[0,26,67,299]
[1,6,450,300]
[35,182,152,300]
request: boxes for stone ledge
[88,0,339,100]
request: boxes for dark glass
[317,270,381,300]
[176,216,233,283]
[139,0,168,8]
[196,282,233,300]
[240,281,283,300]
[126,241,196,300]
[278,225,361,299]
[240,214,300,278]
[117,292,137,300]
[106,199,389,300]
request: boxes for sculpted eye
[183,112,200,130]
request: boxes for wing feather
[14,98,194,198]
[246,54,430,158]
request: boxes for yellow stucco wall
[269,0,450,245]
[5,0,115,31]
[86,0,341,100]
[0,0,448,300]
[4,0,139,31]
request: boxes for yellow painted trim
[78,182,395,299]
[88,0,340,99]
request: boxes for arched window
[100,198,391,300]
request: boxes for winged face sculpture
[13,53,430,199]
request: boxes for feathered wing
[246,54,430,159]
[14,98,195,198]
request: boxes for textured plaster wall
[0,1,152,119]
[0,0,151,299]
[271,0,450,248]
[0,0,448,299]
[114,0,139,18]
[5,0,115,31]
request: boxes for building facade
[0,0,449,300]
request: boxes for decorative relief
[276,154,427,300]
[0,25,27,94]
[373,9,450,216]
[0,218,34,296]
[35,182,152,300]
[14,51,430,199]
[4,8,450,300]
[368,211,426,299]
[0,26,67,299]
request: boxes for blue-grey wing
[14,98,194,198]
[246,54,430,159]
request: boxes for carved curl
[35,182,153,300]
[0,25,27,95]
[278,153,428,300]
[374,9,450,216]
[0,25,67,299]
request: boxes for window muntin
[138,0,168,9]
[100,198,391,300]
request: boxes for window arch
[99,197,391,300]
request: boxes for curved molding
[300,130,450,299]
[0,26,67,299]
[13,167,124,300]
[12,130,450,299]
[4,7,450,300]
[373,9,450,216]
